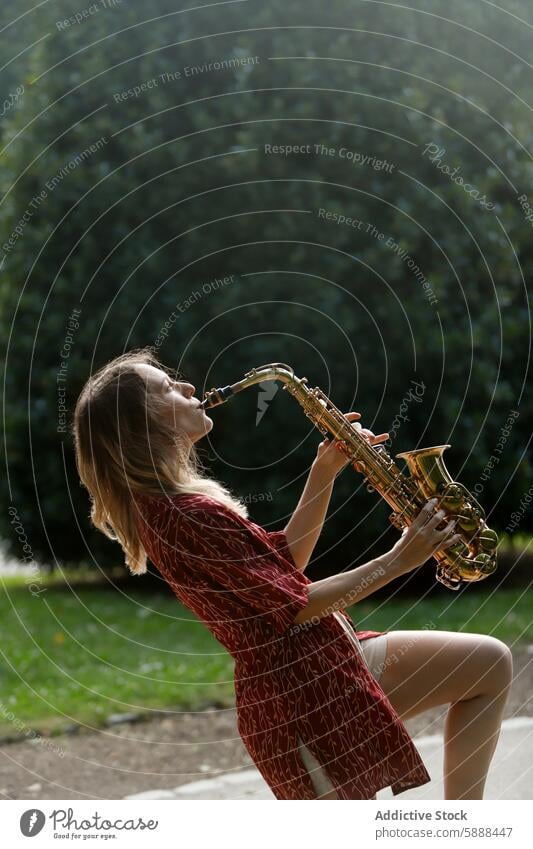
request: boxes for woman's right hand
[388,497,462,575]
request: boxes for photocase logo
[256,380,279,425]
[20,809,46,837]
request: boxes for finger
[437,517,460,536]
[440,533,462,548]
[343,412,361,418]
[426,508,447,529]
[360,429,389,444]
[417,497,438,517]
[413,497,439,526]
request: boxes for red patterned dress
[133,491,431,799]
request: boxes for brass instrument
[200,363,498,590]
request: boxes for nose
[185,382,195,397]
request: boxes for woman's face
[135,364,213,443]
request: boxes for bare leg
[377,630,513,800]
[296,735,339,799]
[296,736,378,799]
[319,788,338,799]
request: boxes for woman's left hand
[314,412,390,477]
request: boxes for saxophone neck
[200,363,300,408]
[200,363,384,465]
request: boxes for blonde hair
[71,346,249,575]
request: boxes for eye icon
[20,809,46,837]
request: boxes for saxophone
[200,363,499,590]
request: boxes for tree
[0,0,530,577]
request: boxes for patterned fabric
[133,491,431,799]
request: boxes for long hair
[71,346,249,575]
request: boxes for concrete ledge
[125,717,533,800]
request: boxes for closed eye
[166,378,183,393]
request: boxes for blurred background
[0,0,531,799]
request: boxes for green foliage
[0,579,234,736]
[0,578,530,736]
[0,1,531,573]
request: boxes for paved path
[125,717,533,800]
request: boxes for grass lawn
[0,573,531,738]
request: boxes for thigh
[296,736,377,800]
[297,734,338,799]
[377,630,512,720]
[359,634,388,681]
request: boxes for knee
[480,636,513,689]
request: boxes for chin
[192,420,213,442]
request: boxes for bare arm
[283,461,335,572]
[292,498,462,625]
[284,412,390,572]
[292,550,401,624]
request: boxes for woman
[72,348,512,800]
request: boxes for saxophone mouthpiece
[199,385,235,408]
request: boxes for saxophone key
[388,512,405,530]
